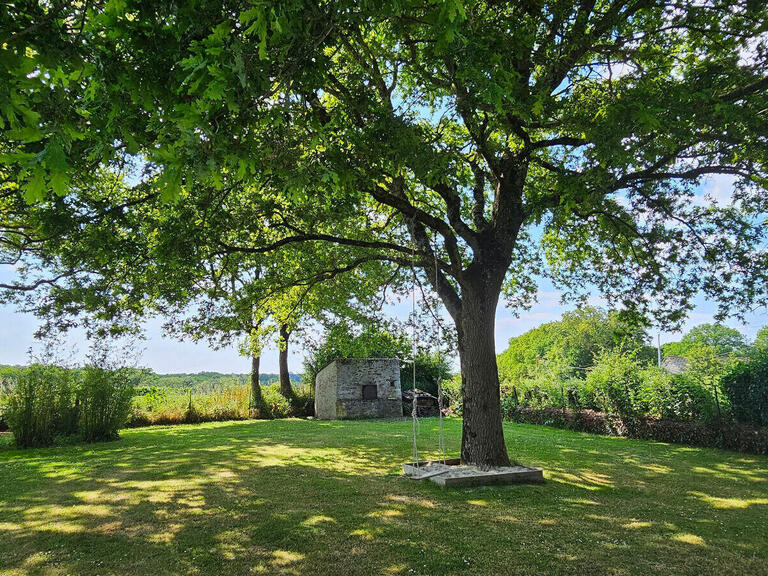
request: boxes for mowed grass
[1,420,767,576]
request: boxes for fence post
[561,384,566,417]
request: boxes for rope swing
[408,228,447,470]
[411,268,420,468]
[434,244,446,465]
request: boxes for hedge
[507,406,768,455]
[722,352,768,427]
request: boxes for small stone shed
[314,358,402,419]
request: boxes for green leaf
[24,169,47,203]
[160,168,183,203]
[44,141,69,173]
[239,7,259,24]
[50,170,70,196]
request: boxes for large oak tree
[2,0,768,465]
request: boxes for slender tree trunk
[278,324,294,400]
[250,354,269,418]
[456,285,511,467]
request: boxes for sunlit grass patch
[622,520,653,529]
[688,491,768,510]
[0,419,767,576]
[673,533,707,546]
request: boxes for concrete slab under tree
[402,458,545,488]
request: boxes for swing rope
[408,216,447,469]
[434,244,446,465]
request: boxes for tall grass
[127,382,313,426]
[4,365,76,447]
[78,366,135,441]
[0,377,14,431]
[3,364,136,447]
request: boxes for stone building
[661,355,689,374]
[314,358,402,419]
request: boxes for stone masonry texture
[315,358,402,419]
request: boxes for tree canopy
[2,0,767,465]
[663,323,750,357]
[753,325,768,351]
[497,306,652,386]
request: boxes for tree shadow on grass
[1,419,767,575]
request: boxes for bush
[583,349,643,417]
[76,366,137,442]
[507,406,768,455]
[685,344,731,419]
[1,377,16,431]
[262,384,294,418]
[4,364,137,447]
[5,365,77,448]
[722,352,768,427]
[402,352,452,397]
[640,369,718,422]
[496,344,733,426]
[441,374,463,415]
[507,359,573,410]
[291,385,315,417]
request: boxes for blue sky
[1,271,766,374]
[1,175,766,373]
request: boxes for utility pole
[657,332,662,368]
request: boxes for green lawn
[1,419,767,576]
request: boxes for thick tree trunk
[250,354,269,418]
[278,324,294,400]
[456,281,511,467]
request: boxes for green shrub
[0,375,14,430]
[510,360,562,408]
[638,367,672,418]
[76,366,136,442]
[584,349,643,418]
[722,352,768,427]
[441,374,463,415]
[686,344,731,418]
[401,352,452,397]
[262,384,293,418]
[500,386,517,417]
[291,385,315,417]
[5,365,76,447]
[640,368,718,422]
[496,343,732,425]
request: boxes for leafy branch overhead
[3,0,766,325]
[2,0,767,465]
